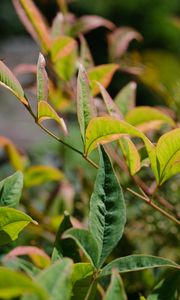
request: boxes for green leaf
[104,270,127,300]
[24,165,64,188]
[147,270,180,300]
[17,0,51,53]
[37,100,68,135]
[77,64,95,141]
[0,171,23,208]
[52,212,80,263]
[100,255,180,277]
[63,228,99,268]
[125,106,175,131]
[0,207,36,246]
[71,263,94,285]
[51,36,77,80]
[97,82,123,119]
[88,64,119,96]
[51,13,65,39]
[0,60,28,106]
[114,82,136,116]
[80,35,94,69]
[156,128,180,184]
[37,53,48,102]
[89,147,126,268]
[119,137,141,175]
[0,267,47,300]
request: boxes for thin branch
[127,188,180,225]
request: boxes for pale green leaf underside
[37,53,48,102]
[100,255,179,277]
[89,147,126,268]
[104,270,127,300]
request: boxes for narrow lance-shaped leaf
[88,64,119,96]
[89,147,126,268]
[119,137,141,175]
[0,207,37,246]
[0,60,28,106]
[37,53,48,102]
[84,116,158,181]
[79,35,94,69]
[0,171,23,208]
[51,13,65,38]
[104,270,127,300]
[24,165,64,188]
[17,0,51,53]
[0,267,47,300]
[37,100,68,135]
[77,64,95,141]
[156,128,180,184]
[125,106,175,132]
[100,255,180,277]
[63,228,99,268]
[114,82,136,116]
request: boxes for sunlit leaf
[104,270,127,300]
[70,15,115,36]
[63,228,99,268]
[0,60,28,106]
[51,36,77,80]
[4,246,50,269]
[97,82,123,119]
[0,267,47,300]
[100,255,180,277]
[89,147,126,268]
[88,64,119,96]
[79,35,94,69]
[108,27,142,60]
[84,116,157,176]
[114,82,136,116]
[156,128,180,184]
[24,165,64,188]
[71,263,94,285]
[37,53,48,102]
[0,171,23,208]
[77,64,95,141]
[0,136,24,171]
[119,136,141,175]
[125,106,175,131]
[17,0,51,53]
[0,207,36,246]
[37,100,68,135]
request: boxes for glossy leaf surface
[0,171,23,208]
[0,207,36,246]
[100,255,180,277]
[89,147,126,268]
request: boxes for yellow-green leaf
[114,81,136,116]
[0,207,36,246]
[125,106,175,132]
[119,136,141,175]
[37,53,49,102]
[37,101,68,135]
[0,60,28,106]
[156,128,180,184]
[88,64,119,96]
[51,36,77,80]
[24,165,64,187]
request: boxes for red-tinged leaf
[96,82,123,119]
[108,27,142,59]
[0,136,24,171]
[88,64,119,96]
[37,100,68,135]
[5,246,50,269]
[17,0,51,53]
[79,35,94,69]
[125,106,176,132]
[51,36,77,80]
[119,136,141,175]
[24,165,64,187]
[37,53,49,102]
[77,64,96,141]
[70,15,115,36]
[114,82,136,116]
[0,60,28,106]
[51,13,65,38]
